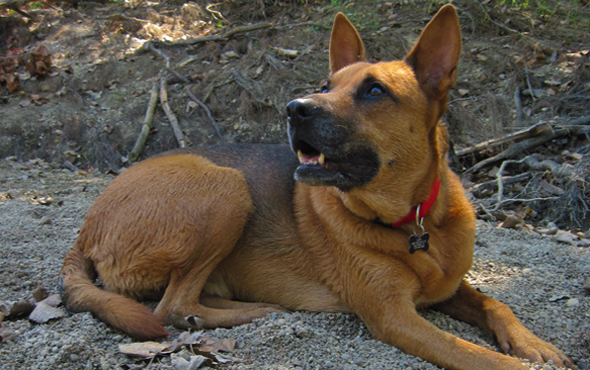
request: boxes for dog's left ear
[404,4,461,101]
[329,13,366,74]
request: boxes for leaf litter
[119,330,240,369]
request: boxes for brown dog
[60,5,572,370]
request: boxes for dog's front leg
[354,292,527,370]
[433,280,573,368]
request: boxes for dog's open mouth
[291,139,348,188]
[296,140,327,167]
[289,131,380,191]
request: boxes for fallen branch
[141,20,329,50]
[160,77,186,148]
[493,158,527,210]
[472,172,532,196]
[519,156,578,178]
[146,43,189,84]
[514,87,523,125]
[457,122,553,157]
[129,80,159,162]
[465,124,590,173]
[185,86,225,143]
[166,73,204,85]
[160,22,272,47]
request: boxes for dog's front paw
[497,329,574,368]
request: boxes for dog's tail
[59,245,169,340]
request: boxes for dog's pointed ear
[329,13,366,74]
[404,4,461,100]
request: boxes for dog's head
[287,5,461,200]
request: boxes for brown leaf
[44,294,62,307]
[32,285,49,302]
[198,337,235,353]
[499,214,523,229]
[0,300,36,318]
[28,299,65,323]
[119,341,172,358]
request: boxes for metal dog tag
[409,232,430,254]
[409,205,429,254]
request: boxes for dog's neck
[389,177,440,228]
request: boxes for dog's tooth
[297,150,303,163]
[318,153,325,165]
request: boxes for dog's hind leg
[155,265,284,328]
[152,161,284,328]
[200,293,286,311]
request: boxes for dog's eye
[368,85,384,97]
[321,86,329,94]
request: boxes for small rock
[70,353,80,361]
[566,298,579,307]
[549,294,568,302]
[583,276,590,294]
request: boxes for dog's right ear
[329,13,366,74]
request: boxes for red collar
[390,178,441,228]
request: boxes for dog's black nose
[287,99,316,121]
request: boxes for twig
[232,71,272,106]
[524,66,535,103]
[161,22,272,47]
[166,73,204,85]
[473,172,532,196]
[519,155,578,178]
[457,122,552,157]
[494,158,527,210]
[562,115,590,126]
[205,3,226,21]
[203,76,234,103]
[62,161,84,174]
[466,129,561,173]
[458,116,590,158]
[273,21,331,30]
[129,80,159,162]
[474,0,526,36]
[184,86,226,143]
[514,87,523,125]
[146,43,189,84]
[160,77,186,148]
[494,196,561,207]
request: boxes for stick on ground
[160,77,186,148]
[185,87,226,143]
[129,80,160,162]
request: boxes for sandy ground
[0,158,589,370]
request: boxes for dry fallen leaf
[499,214,523,229]
[119,341,172,358]
[199,337,235,353]
[32,285,49,302]
[29,295,66,324]
[171,353,208,370]
[120,331,240,366]
[0,300,36,319]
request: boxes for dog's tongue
[298,151,325,166]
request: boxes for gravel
[1,158,589,370]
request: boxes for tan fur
[60,5,572,369]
